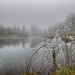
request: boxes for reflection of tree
[21,38,29,48]
[30,38,42,48]
[0,38,29,48]
[22,39,26,48]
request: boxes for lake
[0,37,75,75]
[0,37,50,75]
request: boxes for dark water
[0,37,48,75]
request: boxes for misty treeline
[0,24,47,37]
[48,14,75,35]
[0,13,75,37]
[0,25,30,37]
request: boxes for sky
[0,0,75,29]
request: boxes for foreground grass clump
[53,65,75,75]
[22,72,40,75]
[22,65,75,75]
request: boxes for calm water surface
[0,37,75,75]
[0,37,48,75]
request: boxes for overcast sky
[0,0,75,29]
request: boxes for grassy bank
[53,65,75,75]
[21,65,75,75]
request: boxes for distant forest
[0,14,75,37]
[48,14,75,35]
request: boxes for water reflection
[0,37,47,75]
[0,37,47,48]
[30,37,45,48]
[0,38,29,48]
[0,37,75,75]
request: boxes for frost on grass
[0,58,4,69]
[25,33,75,74]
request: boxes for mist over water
[0,0,75,75]
[0,37,48,75]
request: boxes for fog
[0,0,75,29]
[0,1,75,75]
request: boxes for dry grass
[53,65,75,75]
